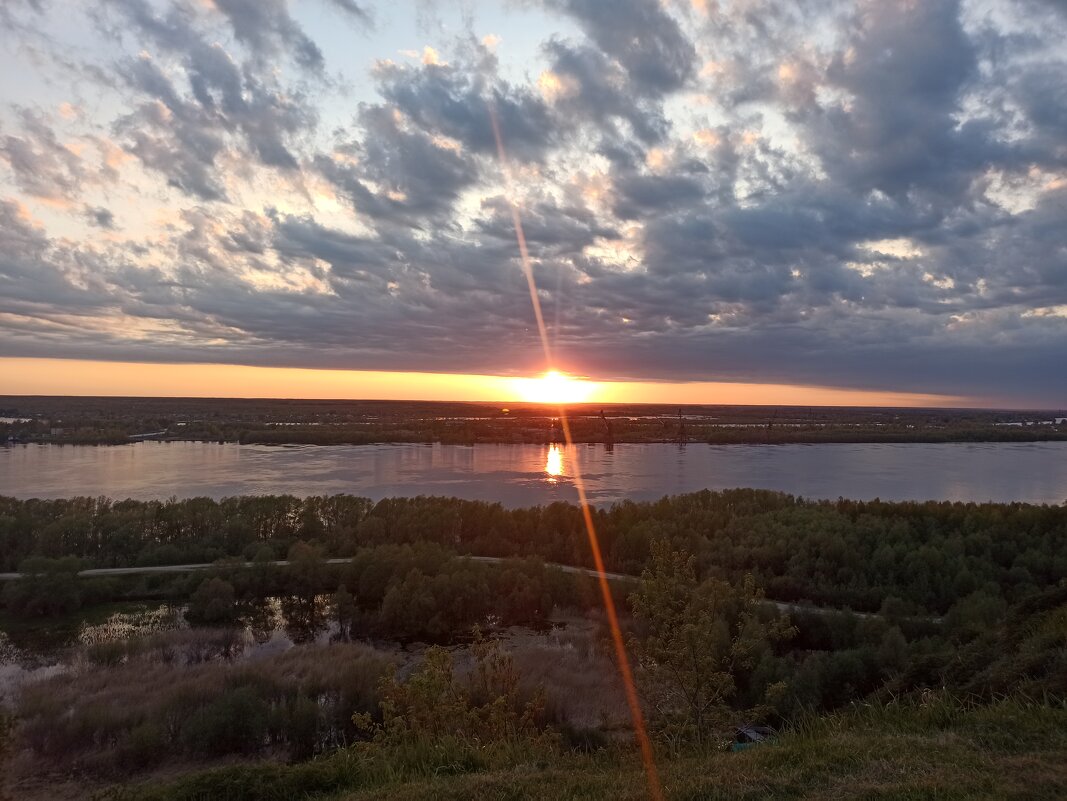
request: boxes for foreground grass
[113,698,1067,801]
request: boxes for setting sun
[513,370,597,405]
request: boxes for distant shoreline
[3,395,1065,447]
[5,430,1067,447]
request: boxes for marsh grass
[508,619,629,732]
[12,630,394,780]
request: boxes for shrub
[181,687,270,756]
[186,578,237,625]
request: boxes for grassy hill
[118,698,1067,801]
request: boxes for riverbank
[4,395,1065,447]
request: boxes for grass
[0,600,166,653]
[107,696,1067,801]
[8,632,394,783]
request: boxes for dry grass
[506,616,629,730]
[5,628,395,791]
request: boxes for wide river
[1,440,1065,506]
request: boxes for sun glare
[514,370,596,405]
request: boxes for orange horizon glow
[0,356,984,407]
[514,370,597,404]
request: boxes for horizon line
[1,356,1055,410]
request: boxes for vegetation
[628,541,795,750]
[98,696,1067,801]
[3,489,1067,799]
[3,395,1065,446]
[15,634,393,776]
[1,556,119,617]
[3,490,1065,619]
[185,577,238,625]
[352,633,556,769]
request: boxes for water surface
[2,440,1065,505]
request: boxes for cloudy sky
[1,0,1065,407]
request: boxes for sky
[0,0,1065,408]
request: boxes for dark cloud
[84,205,115,229]
[115,55,229,199]
[611,172,706,221]
[2,0,1067,405]
[476,194,619,255]
[106,0,319,199]
[544,0,696,95]
[800,0,989,200]
[315,103,480,226]
[542,40,670,143]
[374,58,555,160]
[211,0,325,72]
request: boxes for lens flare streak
[489,104,665,801]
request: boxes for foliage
[185,578,237,625]
[333,584,357,640]
[354,631,555,768]
[886,581,1067,702]
[3,490,1065,620]
[114,696,1067,801]
[628,541,795,749]
[0,556,118,617]
[0,707,12,763]
[7,396,1066,447]
[14,636,393,775]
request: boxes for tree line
[3,490,1065,617]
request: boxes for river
[1,440,1065,505]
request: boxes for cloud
[374,56,555,160]
[211,0,325,72]
[544,0,696,95]
[1,0,1067,405]
[541,40,670,144]
[0,109,87,201]
[322,0,372,24]
[103,1,319,199]
[84,205,115,229]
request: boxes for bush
[186,578,237,625]
[181,687,270,756]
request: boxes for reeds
[13,628,395,778]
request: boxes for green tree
[354,630,551,762]
[2,557,86,617]
[187,577,237,625]
[333,584,357,640]
[629,540,795,751]
[285,540,325,601]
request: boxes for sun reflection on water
[544,443,563,481]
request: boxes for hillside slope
[127,699,1067,801]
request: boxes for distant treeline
[3,395,1065,445]
[5,418,1067,446]
[3,490,1065,616]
